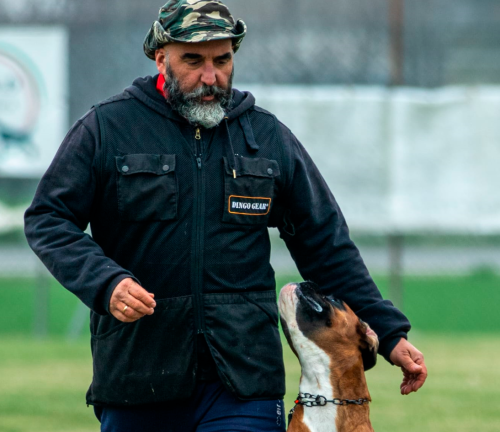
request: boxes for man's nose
[200,63,217,86]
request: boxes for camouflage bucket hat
[144,0,247,60]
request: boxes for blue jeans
[95,380,286,432]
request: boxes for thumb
[401,356,423,373]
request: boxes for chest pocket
[222,156,280,225]
[115,154,177,222]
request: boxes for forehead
[165,39,233,57]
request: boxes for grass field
[0,273,500,431]
[0,334,499,432]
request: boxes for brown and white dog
[279,281,379,432]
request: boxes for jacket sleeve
[276,123,410,363]
[24,111,138,315]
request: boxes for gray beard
[164,65,233,129]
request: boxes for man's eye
[185,59,202,66]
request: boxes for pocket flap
[116,154,176,176]
[223,156,280,178]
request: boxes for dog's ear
[359,320,379,371]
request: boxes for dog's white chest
[300,349,338,432]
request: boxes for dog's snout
[297,288,323,313]
[278,283,300,320]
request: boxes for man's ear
[155,47,168,75]
[359,320,379,371]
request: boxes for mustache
[184,84,228,101]
[163,63,234,107]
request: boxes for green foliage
[0,278,83,336]
[0,230,26,244]
[1,272,500,337]
[372,273,500,333]
[275,273,500,333]
[349,233,500,247]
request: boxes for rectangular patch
[228,195,272,216]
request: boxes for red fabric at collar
[156,74,165,96]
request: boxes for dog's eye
[326,319,332,327]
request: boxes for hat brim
[165,30,245,47]
[144,19,246,60]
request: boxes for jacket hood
[125,75,255,123]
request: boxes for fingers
[109,278,156,323]
[123,291,155,316]
[400,354,428,395]
[113,301,146,323]
[389,339,428,395]
[400,370,422,394]
[128,284,157,310]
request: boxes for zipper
[193,127,205,336]
[195,128,202,170]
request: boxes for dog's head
[278,281,379,371]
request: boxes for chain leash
[288,392,370,425]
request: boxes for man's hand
[389,338,428,395]
[109,278,156,323]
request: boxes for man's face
[155,39,234,128]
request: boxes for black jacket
[24,75,410,406]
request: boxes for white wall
[242,85,500,234]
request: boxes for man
[25,1,427,431]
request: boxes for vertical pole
[34,262,50,338]
[388,234,404,310]
[67,303,89,341]
[389,0,405,86]
[388,0,405,310]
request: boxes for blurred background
[0,0,499,431]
